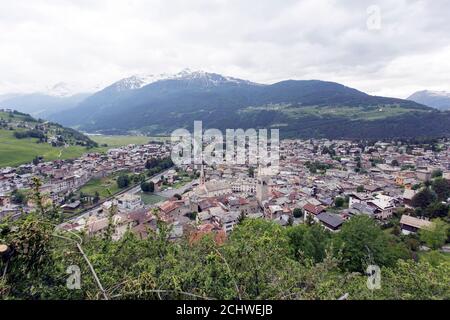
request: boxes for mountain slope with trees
[46,70,450,139]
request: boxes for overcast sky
[1,0,449,98]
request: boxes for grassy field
[90,135,171,148]
[0,129,108,167]
[240,104,428,121]
[139,192,167,205]
[78,172,125,199]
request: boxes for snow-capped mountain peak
[111,69,259,92]
[170,68,258,86]
[112,73,173,91]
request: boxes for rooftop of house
[369,194,397,210]
[87,218,109,234]
[403,189,418,200]
[350,202,376,215]
[303,203,325,215]
[159,200,183,214]
[400,215,432,230]
[317,212,345,228]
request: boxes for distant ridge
[4,69,450,139]
[408,90,450,111]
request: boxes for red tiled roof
[189,224,227,245]
[303,203,325,215]
[159,200,182,214]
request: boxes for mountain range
[408,90,450,111]
[0,82,92,119]
[2,69,450,139]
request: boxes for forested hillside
[46,71,450,139]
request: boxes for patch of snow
[112,69,261,92]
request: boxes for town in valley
[1,123,449,246]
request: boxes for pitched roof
[400,215,432,230]
[351,202,376,215]
[403,189,418,200]
[127,209,153,224]
[316,212,344,228]
[303,203,325,215]
[87,218,109,234]
[159,200,182,214]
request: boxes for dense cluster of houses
[0,142,170,218]
[57,138,450,243]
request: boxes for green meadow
[0,129,107,167]
[77,172,124,200]
[240,103,428,121]
[139,192,166,205]
[90,135,170,148]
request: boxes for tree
[293,208,303,218]
[238,211,246,223]
[356,185,365,193]
[224,219,303,299]
[32,156,40,165]
[145,158,158,169]
[425,202,449,218]
[185,212,197,221]
[411,188,437,209]
[93,191,100,204]
[79,191,87,205]
[391,160,400,167]
[133,174,145,184]
[334,197,345,208]
[431,169,443,179]
[0,210,448,300]
[173,194,182,200]
[140,181,155,193]
[352,260,450,300]
[0,213,57,299]
[432,178,450,202]
[334,215,407,272]
[117,174,130,189]
[287,216,294,226]
[11,190,27,205]
[105,204,118,242]
[286,223,331,263]
[419,219,449,250]
[248,167,255,178]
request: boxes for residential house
[316,212,344,231]
[399,215,432,235]
[303,203,326,221]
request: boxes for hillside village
[2,136,448,247]
[0,109,97,148]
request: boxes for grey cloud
[0,0,449,97]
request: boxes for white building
[117,194,143,211]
